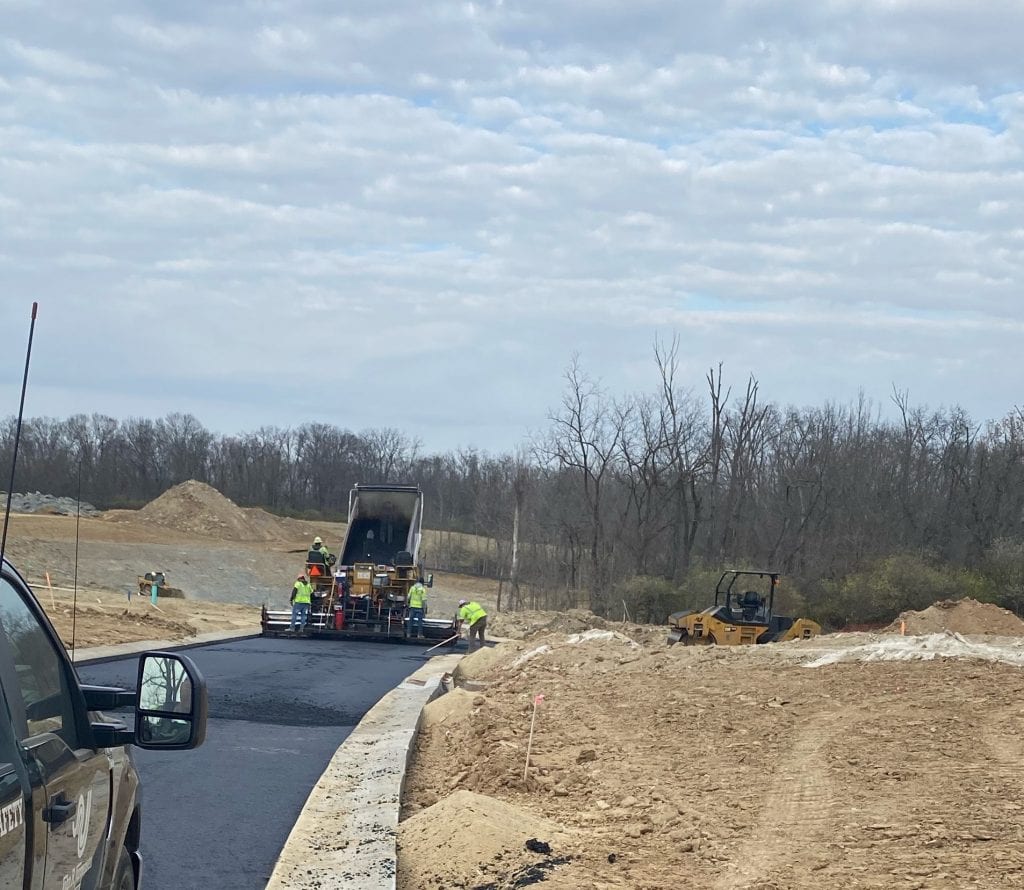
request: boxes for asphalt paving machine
[666,570,821,646]
[261,484,458,644]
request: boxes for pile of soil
[117,480,308,542]
[420,688,482,729]
[397,791,573,890]
[488,608,613,639]
[883,598,1024,635]
[2,491,101,516]
[487,608,667,649]
[454,628,648,685]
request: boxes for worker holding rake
[456,599,487,652]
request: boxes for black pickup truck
[0,557,207,889]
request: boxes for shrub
[979,538,1024,616]
[613,575,680,624]
[614,566,809,625]
[816,553,998,628]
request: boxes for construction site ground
[5,482,1024,888]
[2,481,500,648]
[403,613,1024,890]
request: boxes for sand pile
[488,607,665,647]
[453,644,511,683]
[488,608,613,639]
[883,598,1024,636]
[125,481,305,542]
[397,791,572,890]
[455,629,645,686]
[420,688,482,729]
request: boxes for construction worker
[309,536,332,563]
[290,573,313,632]
[456,599,487,652]
[306,536,334,587]
[407,577,428,638]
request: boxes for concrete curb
[265,653,463,890]
[70,628,263,666]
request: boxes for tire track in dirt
[981,707,1024,774]
[979,707,1024,845]
[713,713,839,890]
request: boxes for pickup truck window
[0,576,78,746]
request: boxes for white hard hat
[458,599,468,606]
[313,536,322,544]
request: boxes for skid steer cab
[667,570,821,646]
[0,557,208,890]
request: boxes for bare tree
[537,357,630,614]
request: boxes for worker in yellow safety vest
[290,573,313,632]
[456,599,487,652]
[407,578,428,639]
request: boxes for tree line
[3,341,1023,627]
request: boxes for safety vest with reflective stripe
[408,583,427,609]
[292,581,313,604]
[458,601,486,625]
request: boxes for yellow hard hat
[313,536,322,544]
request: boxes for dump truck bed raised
[339,484,423,566]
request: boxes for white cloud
[0,2,1021,451]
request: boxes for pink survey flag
[534,693,545,705]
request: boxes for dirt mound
[884,598,1024,636]
[488,608,616,639]
[124,480,302,542]
[488,608,667,651]
[454,630,646,690]
[453,644,511,683]
[397,791,572,890]
[420,688,483,729]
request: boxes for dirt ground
[400,604,1024,890]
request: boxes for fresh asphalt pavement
[77,635,430,890]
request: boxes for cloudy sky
[1,0,1021,452]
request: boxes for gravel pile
[0,491,101,516]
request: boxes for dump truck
[261,484,458,644]
[666,570,820,646]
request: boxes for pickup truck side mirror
[134,652,208,750]
[85,651,208,750]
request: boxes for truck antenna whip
[0,302,38,572]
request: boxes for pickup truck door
[0,698,29,888]
[0,572,111,890]
[24,736,110,890]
